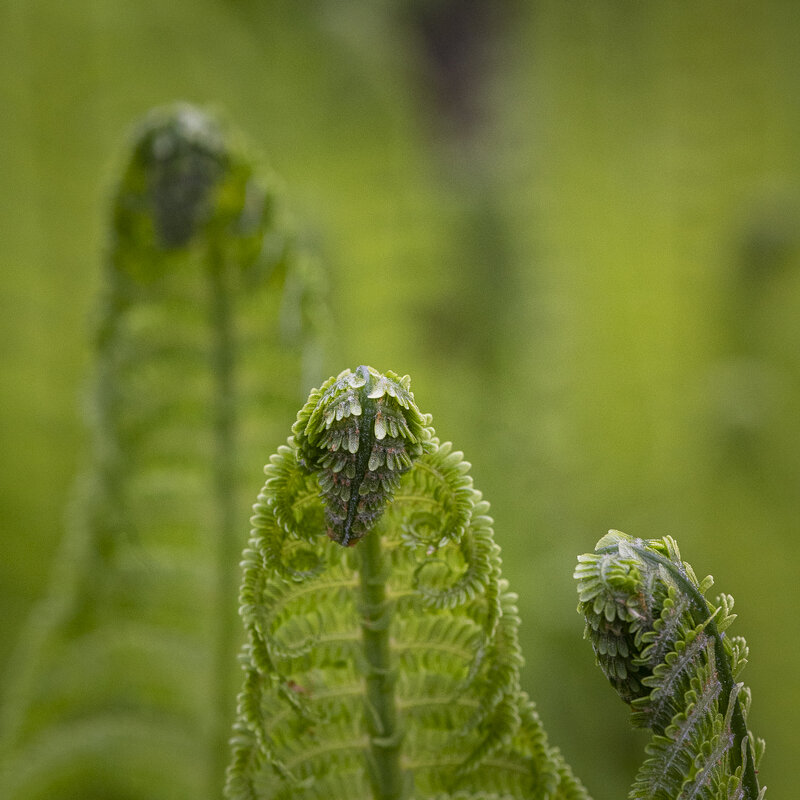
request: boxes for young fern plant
[0,103,325,800]
[225,365,588,800]
[575,530,766,800]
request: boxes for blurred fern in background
[0,104,326,799]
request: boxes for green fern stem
[597,541,759,800]
[358,528,406,800]
[351,367,406,798]
[208,240,240,794]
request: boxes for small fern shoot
[575,530,765,800]
[0,103,325,800]
[226,365,588,800]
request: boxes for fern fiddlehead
[0,103,325,799]
[226,366,588,800]
[294,365,430,547]
[575,530,765,800]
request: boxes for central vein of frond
[264,578,360,623]
[357,370,406,800]
[284,737,371,770]
[403,755,532,775]
[391,640,475,659]
[397,696,480,711]
[342,366,378,546]
[209,242,239,797]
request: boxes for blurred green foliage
[0,101,326,799]
[1,1,798,798]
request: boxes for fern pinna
[0,104,324,799]
[226,365,587,800]
[575,530,765,800]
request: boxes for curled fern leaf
[575,530,765,800]
[227,367,588,800]
[292,365,433,546]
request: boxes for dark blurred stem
[208,240,239,795]
[359,530,405,800]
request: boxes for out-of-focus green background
[2,1,798,797]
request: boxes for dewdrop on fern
[292,365,433,546]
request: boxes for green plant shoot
[575,530,766,800]
[226,365,587,800]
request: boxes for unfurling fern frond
[293,366,432,546]
[226,366,589,800]
[575,530,765,800]
[0,103,325,800]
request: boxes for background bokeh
[2,1,798,797]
